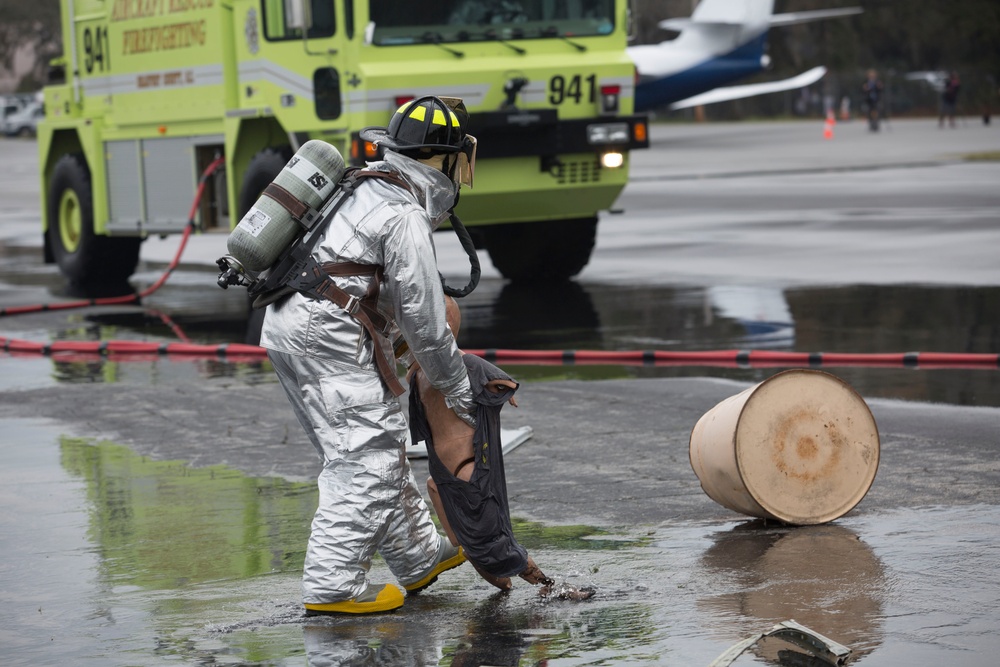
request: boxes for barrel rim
[734,369,881,525]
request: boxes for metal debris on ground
[708,619,851,667]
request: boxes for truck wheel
[238,146,293,217]
[482,216,598,283]
[238,146,291,345]
[47,154,141,287]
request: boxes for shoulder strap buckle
[342,294,360,315]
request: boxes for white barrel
[689,369,880,525]
[227,140,345,271]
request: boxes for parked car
[3,101,44,137]
[1,96,26,127]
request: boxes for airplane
[904,70,949,93]
[629,0,863,112]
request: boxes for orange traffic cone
[823,111,835,140]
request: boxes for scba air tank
[227,140,346,272]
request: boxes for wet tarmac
[2,119,1000,665]
[2,120,997,405]
[3,419,999,666]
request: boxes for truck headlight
[601,151,624,169]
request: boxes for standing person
[260,96,479,616]
[939,71,961,128]
[861,69,884,132]
[407,296,553,593]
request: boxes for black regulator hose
[441,211,481,298]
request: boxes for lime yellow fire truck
[38,0,649,287]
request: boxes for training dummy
[407,296,552,591]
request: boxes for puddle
[3,419,999,665]
[695,521,888,662]
[0,420,313,665]
[3,276,999,406]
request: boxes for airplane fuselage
[625,0,861,113]
[632,32,768,111]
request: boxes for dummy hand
[518,556,554,586]
[486,379,519,407]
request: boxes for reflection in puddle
[459,280,1000,407]
[299,584,666,667]
[59,436,315,589]
[698,521,886,663]
[47,355,273,387]
[301,597,550,666]
[705,285,796,349]
[4,264,998,405]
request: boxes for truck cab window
[263,0,336,40]
[368,0,613,45]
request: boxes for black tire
[238,146,293,217]
[238,146,291,345]
[47,153,141,288]
[482,216,598,283]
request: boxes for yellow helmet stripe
[401,101,462,128]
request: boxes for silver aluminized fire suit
[259,150,475,604]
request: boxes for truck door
[233,0,351,225]
[254,0,350,148]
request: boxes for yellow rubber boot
[404,544,466,594]
[303,583,404,616]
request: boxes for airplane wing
[669,66,827,110]
[769,7,863,27]
[905,70,948,93]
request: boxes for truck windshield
[368,0,614,46]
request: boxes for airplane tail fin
[661,1,862,32]
[658,0,775,49]
[690,0,774,26]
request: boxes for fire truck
[38,0,649,287]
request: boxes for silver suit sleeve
[382,208,476,426]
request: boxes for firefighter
[260,96,478,615]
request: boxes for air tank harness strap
[263,168,411,230]
[263,182,319,228]
[291,258,406,398]
[258,168,417,396]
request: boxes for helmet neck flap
[360,96,481,298]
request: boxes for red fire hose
[1,337,997,370]
[0,156,225,318]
